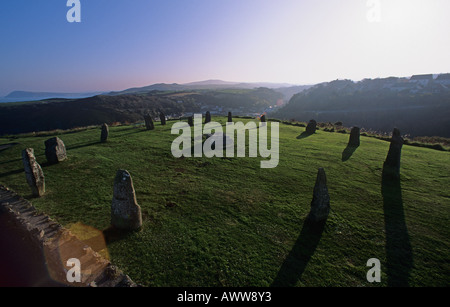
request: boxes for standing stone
[45,137,67,164]
[261,115,266,123]
[204,133,232,150]
[205,111,211,124]
[308,168,330,222]
[188,116,194,127]
[306,120,317,135]
[383,128,404,179]
[101,123,109,143]
[348,127,360,147]
[111,170,142,231]
[144,115,154,130]
[228,112,233,123]
[22,148,45,197]
[159,112,166,126]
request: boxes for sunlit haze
[0,0,449,96]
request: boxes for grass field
[0,117,449,287]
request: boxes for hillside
[106,80,301,96]
[0,91,104,103]
[0,118,448,287]
[273,76,450,138]
[0,88,282,135]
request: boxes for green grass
[0,118,449,287]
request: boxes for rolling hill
[0,91,105,103]
[0,88,282,135]
[273,77,450,138]
[106,80,301,96]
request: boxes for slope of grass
[0,118,449,287]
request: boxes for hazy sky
[0,0,449,96]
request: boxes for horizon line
[2,72,450,97]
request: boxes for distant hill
[183,79,240,86]
[107,80,302,96]
[0,88,283,135]
[1,80,309,105]
[273,75,450,137]
[107,84,186,96]
[272,85,313,102]
[0,91,105,103]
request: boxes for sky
[0,0,449,96]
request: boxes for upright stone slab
[383,128,404,179]
[205,111,211,124]
[144,115,154,130]
[308,168,330,222]
[228,112,233,123]
[159,112,166,126]
[22,148,45,197]
[111,170,142,231]
[188,116,194,127]
[45,137,67,164]
[204,133,232,150]
[261,115,266,123]
[101,123,109,143]
[348,127,360,147]
[306,120,317,135]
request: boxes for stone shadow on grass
[0,168,24,178]
[381,169,413,287]
[0,143,19,153]
[109,127,149,138]
[341,145,359,162]
[0,158,23,166]
[271,218,326,287]
[65,141,102,151]
[296,131,314,140]
[102,226,135,245]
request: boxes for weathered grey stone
[204,133,233,150]
[261,115,266,123]
[111,170,142,231]
[228,112,232,123]
[306,120,317,134]
[308,168,330,222]
[144,115,154,130]
[205,111,211,124]
[348,127,360,147]
[101,123,109,143]
[45,137,67,164]
[383,128,404,179]
[22,148,45,197]
[160,112,166,126]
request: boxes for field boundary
[0,185,137,287]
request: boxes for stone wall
[0,185,137,287]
